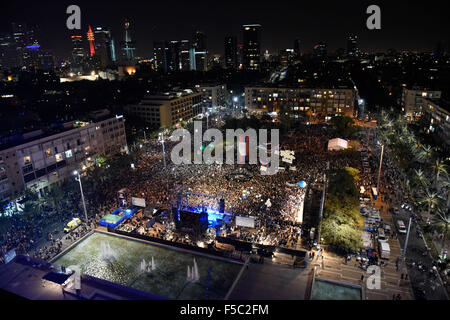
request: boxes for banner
[131,197,146,208]
[235,216,256,228]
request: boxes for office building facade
[242,24,261,71]
[224,36,237,69]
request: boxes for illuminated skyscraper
[121,20,136,64]
[193,30,207,71]
[179,40,191,71]
[242,24,261,71]
[11,22,39,68]
[347,35,358,56]
[153,40,168,73]
[224,36,237,69]
[294,39,301,56]
[313,42,327,58]
[167,41,180,72]
[94,26,115,67]
[87,26,95,57]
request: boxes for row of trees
[319,167,364,253]
[378,110,449,250]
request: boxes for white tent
[328,138,348,151]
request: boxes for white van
[377,228,388,243]
[380,242,390,259]
[397,220,407,234]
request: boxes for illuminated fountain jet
[99,241,117,263]
[186,258,200,283]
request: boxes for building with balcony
[400,88,442,121]
[0,112,128,203]
[422,99,450,151]
[244,86,355,120]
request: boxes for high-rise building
[192,31,207,71]
[347,35,358,56]
[313,42,327,58]
[224,36,237,69]
[121,20,136,64]
[236,44,243,68]
[40,51,55,71]
[87,26,96,57]
[279,49,294,68]
[194,51,207,71]
[11,22,39,69]
[193,31,206,52]
[167,41,180,72]
[242,24,261,71]
[71,35,85,66]
[94,27,115,67]
[0,33,17,70]
[179,40,191,71]
[153,40,168,73]
[294,39,301,56]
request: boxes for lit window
[45,148,52,156]
[55,153,63,162]
[65,150,73,158]
[24,156,31,164]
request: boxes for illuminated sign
[26,44,40,51]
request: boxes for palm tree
[437,173,450,208]
[416,145,433,164]
[47,186,64,215]
[434,207,450,250]
[413,169,429,189]
[431,159,448,189]
[419,188,442,224]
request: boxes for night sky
[0,0,448,60]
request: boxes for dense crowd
[1,121,372,263]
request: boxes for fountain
[99,241,117,262]
[186,258,200,283]
[140,257,156,274]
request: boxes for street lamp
[73,170,88,223]
[398,213,413,286]
[377,142,384,193]
[159,132,166,168]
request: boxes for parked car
[397,220,407,234]
[377,228,389,243]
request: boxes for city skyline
[0,0,449,61]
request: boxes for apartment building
[401,88,442,121]
[125,89,203,128]
[422,99,450,150]
[195,83,229,110]
[0,113,128,203]
[244,86,355,120]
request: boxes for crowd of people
[1,120,371,264]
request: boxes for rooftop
[0,111,123,152]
